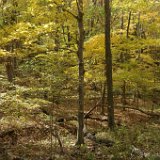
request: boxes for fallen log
[85,115,108,122]
[122,106,160,118]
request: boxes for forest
[0,0,160,159]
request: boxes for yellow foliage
[84,34,105,58]
[141,54,154,64]
[0,49,13,58]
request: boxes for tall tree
[76,0,85,145]
[104,0,115,129]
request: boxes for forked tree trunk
[104,0,115,130]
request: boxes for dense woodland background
[0,0,160,159]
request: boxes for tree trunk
[76,0,85,145]
[126,11,131,38]
[122,80,126,110]
[99,0,104,6]
[101,82,106,115]
[5,57,15,83]
[54,30,60,51]
[121,11,124,30]
[136,12,141,37]
[104,0,115,130]
[4,0,19,83]
[67,26,71,46]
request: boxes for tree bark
[101,82,106,115]
[104,0,115,130]
[122,80,126,110]
[121,11,124,30]
[126,11,131,38]
[5,58,15,83]
[76,0,85,145]
[4,0,18,83]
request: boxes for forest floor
[0,83,160,160]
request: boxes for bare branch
[52,1,78,20]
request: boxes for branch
[84,99,102,118]
[76,0,80,13]
[64,9,78,20]
[52,1,78,20]
[51,128,64,154]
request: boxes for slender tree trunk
[136,12,141,37]
[67,26,71,46]
[99,0,104,6]
[122,80,126,110]
[5,57,15,82]
[76,0,85,145]
[104,0,115,130]
[4,0,18,83]
[89,0,97,33]
[54,7,61,51]
[121,11,124,30]
[126,11,131,38]
[54,30,60,51]
[101,82,106,115]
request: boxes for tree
[0,0,19,82]
[76,0,85,145]
[104,0,115,130]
